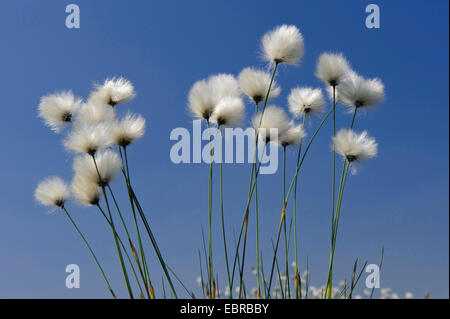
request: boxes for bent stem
[61,206,116,299]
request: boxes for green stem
[61,206,116,298]
[254,102,261,299]
[91,155,134,299]
[282,146,291,299]
[122,146,152,296]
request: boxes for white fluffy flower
[333,129,377,163]
[73,150,121,186]
[74,101,116,127]
[71,176,101,206]
[34,176,70,208]
[337,72,385,110]
[112,112,146,147]
[209,73,242,100]
[210,97,245,127]
[89,77,135,107]
[252,106,290,143]
[315,53,351,86]
[279,123,306,147]
[405,292,414,299]
[238,67,281,103]
[38,91,82,132]
[261,25,304,65]
[64,123,112,155]
[288,87,325,117]
[188,79,216,121]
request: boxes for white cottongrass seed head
[333,129,378,163]
[73,150,121,186]
[188,79,216,121]
[210,97,245,127]
[112,112,146,147]
[279,123,306,147]
[38,91,82,132]
[238,67,281,103]
[71,176,101,206]
[261,25,305,65]
[288,87,325,117]
[89,77,135,107]
[64,123,112,155]
[337,72,385,110]
[252,105,290,144]
[34,176,70,208]
[74,101,116,127]
[209,73,242,100]
[315,53,351,86]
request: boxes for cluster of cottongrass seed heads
[34,24,414,299]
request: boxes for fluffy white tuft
[210,97,245,127]
[238,67,281,103]
[34,176,70,207]
[188,79,216,120]
[71,176,101,206]
[73,150,121,186]
[64,123,112,155]
[279,123,306,147]
[252,105,290,143]
[288,87,325,117]
[74,101,116,127]
[209,73,242,100]
[89,77,135,107]
[333,129,378,163]
[38,91,82,132]
[261,25,304,65]
[337,72,385,110]
[112,112,146,147]
[315,53,351,86]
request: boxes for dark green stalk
[91,155,133,299]
[61,206,115,298]
[282,146,291,298]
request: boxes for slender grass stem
[234,62,279,297]
[254,102,261,299]
[332,86,336,243]
[122,146,152,296]
[206,120,214,297]
[293,114,306,299]
[267,103,336,296]
[282,146,291,298]
[218,125,232,298]
[61,206,116,298]
[96,204,145,298]
[91,155,133,299]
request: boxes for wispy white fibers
[188,79,216,121]
[238,67,281,103]
[337,72,385,111]
[261,25,305,65]
[64,123,112,155]
[315,53,351,86]
[279,123,306,147]
[34,176,70,208]
[73,150,121,186]
[38,91,82,132]
[209,74,242,100]
[74,101,116,127]
[210,97,245,127]
[112,112,146,147]
[89,77,136,107]
[71,176,101,206]
[288,87,325,117]
[252,105,290,143]
[333,129,378,163]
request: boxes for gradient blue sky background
[0,0,448,298]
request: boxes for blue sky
[0,0,448,298]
